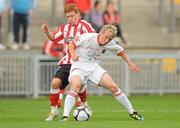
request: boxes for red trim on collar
[97,34,101,45]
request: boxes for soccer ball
[73,106,90,121]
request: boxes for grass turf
[0,95,180,128]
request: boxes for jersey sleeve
[104,40,125,56]
[53,25,65,44]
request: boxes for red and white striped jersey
[53,19,95,65]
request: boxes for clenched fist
[41,24,49,33]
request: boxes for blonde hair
[100,24,117,39]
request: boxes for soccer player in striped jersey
[61,24,144,121]
[41,3,95,121]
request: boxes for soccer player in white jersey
[41,3,95,121]
[61,24,144,121]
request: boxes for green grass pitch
[0,95,180,128]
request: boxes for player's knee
[51,77,62,89]
[51,82,59,89]
[109,85,119,94]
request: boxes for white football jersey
[72,33,124,62]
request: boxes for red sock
[78,89,87,102]
[58,89,65,107]
[49,93,59,106]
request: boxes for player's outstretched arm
[41,24,54,41]
[120,52,140,73]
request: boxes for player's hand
[128,63,140,73]
[72,55,79,62]
[41,24,49,33]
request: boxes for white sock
[59,93,63,100]
[50,88,59,94]
[63,91,77,117]
[82,101,88,106]
[114,90,134,114]
[77,96,81,102]
[51,106,58,114]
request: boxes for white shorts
[69,62,107,85]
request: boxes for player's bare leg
[45,77,61,121]
[99,73,144,120]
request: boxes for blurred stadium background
[0,0,180,127]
